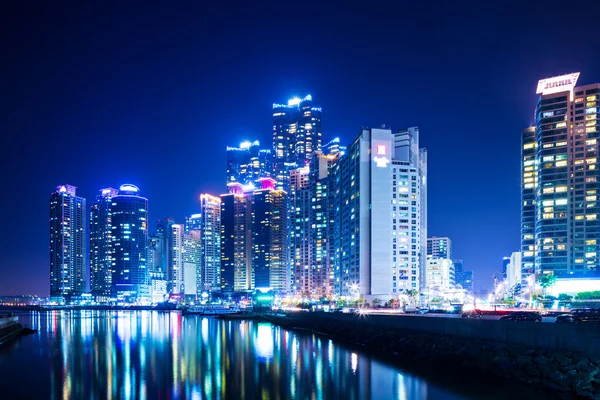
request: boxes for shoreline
[262,313,600,399]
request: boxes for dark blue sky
[1,1,599,296]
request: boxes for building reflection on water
[12,311,447,399]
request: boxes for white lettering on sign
[536,73,580,96]
[373,156,390,168]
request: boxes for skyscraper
[272,95,322,191]
[184,214,202,234]
[522,72,600,280]
[89,187,119,297]
[333,127,427,300]
[183,230,201,299]
[110,184,148,302]
[251,178,288,292]
[427,237,452,259]
[289,166,311,295]
[226,140,271,187]
[49,185,86,298]
[200,194,221,293]
[220,188,252,293]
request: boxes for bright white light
[59,186,67,193]
[288,97,301,106]
[240,141,251,149]
[536,72,580,96]
[119,184,139,193]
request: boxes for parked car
[555,308,600,324]
[461,309,483,319]
[416,308,429,315]
[499,311,542,322]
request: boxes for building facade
[334,127,427,300]
[109,184,148,302]
[522,72,600,281]
[425,256,455,294]
[427,237,452,259]
[226,140,271,187]
[200,194,222,293]
[49,185,86,298]
[89,187,119,297]
[272,95,322,191]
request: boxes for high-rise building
[333,127,427,300]
[49,185,86,298]
[507,252,522,295]
[147,233,167,303]
[251,178,288,292]
[110,184,148,302]
[183,230,201,299]
[522,72,600,280]
[462,270,474,292]
[226,140,271,187]
[425,256,455,293]
[288,152,337,297]
[427,237,452,259]
[200,194,222,293]
[89,187,119,297]
[272,95,322,191]
[220,187,252,293]
[156,218,179,293]
[289,166,311,295]
[184,214,202,234]
[502,256,510,279]
[322,137,346,156]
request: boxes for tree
[537,274,557,297]
[558,293,573,301]
[575,291,600,300]
[372,298,382,308]
[406,290,418,306]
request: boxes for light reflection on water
[0,311,474,400]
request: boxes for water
[0,311,540,400]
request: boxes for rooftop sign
[536,72,580,96]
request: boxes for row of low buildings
[49,95,478,304]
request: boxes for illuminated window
[586,240,597,245]
[556,160,567,167]
[586,127,597,133]
[586,252,596,258]
[556,141,568,147]
[524,183,534,189]
[543,213,554,219]
[543,187,554,194]
[556,199,568,206]
[586,214,597,221]
[555,186,567,193]
[543,143,554,148]
[575,258,584,264]
[586,196,597,202]
[523,251,534,257]
[587,139,597,145]
[575,215,584,220]
[557,245,566,250]
[543,207,554,213]
[542,200,554,206]
[523,143,535,149]
[575,159,584,165]
[556,122,567,128]
[587,158,597,164]
[543,155,554,162]
[587,95,597,102]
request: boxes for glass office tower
[522,73,600,280]
[89,187,119,297]
[110,184,148,301]
[272,95,322,191]
[49,185,86,298]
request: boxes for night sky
[1,1,600,296]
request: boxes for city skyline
[3,1,600,296]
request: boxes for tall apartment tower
[251,178,288,292]
[110,184,148,301]
[226,140,271,187]
[522,72,600,280]
[89,187,119,297]
[156,218,178,293]
[427,237,452,259]
[272,95,322,191]
[289,166,311,295]
[220,188,252,293]
[200,194,222,293]
[49,185,86,298]
[334,127,427,300]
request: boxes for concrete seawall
[265,313,600,398]
[282,312,600,356]
[0,316,22,345]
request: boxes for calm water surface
[0,311,540,400]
